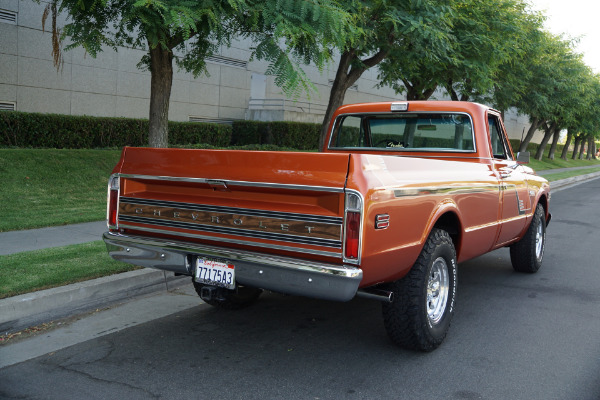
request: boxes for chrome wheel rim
[535,220,544,260]
[427,257,450,325]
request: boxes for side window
[488,115,509,159]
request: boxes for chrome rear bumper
[103,232,363,302]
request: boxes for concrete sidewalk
[0,220,107,256]
[1,168,600,335]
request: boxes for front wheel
[382,228,457,352]
[509,203,546,273]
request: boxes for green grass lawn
[0,241,139,299]
[542,166,600,182]
[527,154,600,171]
[0,149,122,232]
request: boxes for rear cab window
[329,113,475,152]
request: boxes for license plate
[195,258,235,290]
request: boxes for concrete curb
[0,269,189,334]
[549,171,600,190]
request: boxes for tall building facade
[0,0,540,143]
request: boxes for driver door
[488,113,531,246]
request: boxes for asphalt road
[1,179,600,400]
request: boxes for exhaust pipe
[356,288,394,303]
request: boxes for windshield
[329,113,475,152]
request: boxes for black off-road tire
[192,281,262,310]
[510,203,546,273]
[382,228,457,352]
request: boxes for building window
[0,9,17,25]
[205,56,248,69]
[188,116,233,125]
[0,102,16,111]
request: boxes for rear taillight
[345,211,360,259]
[344,192,363,262]
[107,175,120,231]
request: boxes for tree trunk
[547,127,561,160]
[319,48,388,149]
[148,43,174,148]
[402,79,437,100]
[404,81,418,101]
[560,132,572,160]
[519,117,542,153]
[445,79,459,101]
[572,136,582,159]
[578,136,587,159]
[534,122,556,161]
[445,79,472,101]
[586,136,595,160]
[319,51,354,150]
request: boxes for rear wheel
[192,281,262,310]
[382,228,457,351]
[510,203,546,273]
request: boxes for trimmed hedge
[0,111,231,148]
[509,138,569,157]
[231,120,320,150]
[1,111,325,150]
[174,143,307,151]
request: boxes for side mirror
[516,151,530,164]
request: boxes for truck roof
[333,101,492,116]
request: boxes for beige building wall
[0,1,544,145]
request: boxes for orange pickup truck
[104,101,551,351]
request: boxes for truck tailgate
[110,147,351,261]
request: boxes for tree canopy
[43,0,600,158]
[316,0,454,147]
[375,0,599,159]
[45,0,350,147]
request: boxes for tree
[534,121,558,160]
[318,0,453,148]
[532,50,592,160]
[572,133,584,159]
[559,74,600,160]
[578,135,588,159]
[44,0,349,147]
[378,0,541,106]
[442,0,537,103]
[586,135,596,160]
[490,7,545,114]
[515,33,583,154]
[560,131,573,161]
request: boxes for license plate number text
[195,258,235,290]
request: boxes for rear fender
[421,201,463,259]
